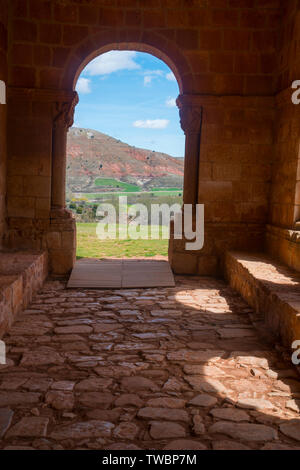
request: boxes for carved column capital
[53,92,79,130]
[176,94,203,135]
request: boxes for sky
[73,51,185,158]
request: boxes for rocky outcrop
[66,128,183,193]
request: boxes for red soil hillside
[66,127,184,193]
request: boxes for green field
[151,187,180,192]
[76,223,169,259]
[83,190,182,200]
[94,178,140,192]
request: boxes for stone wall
[267,0,300,271]
[6,87,77,275]
[0,0,8,248]
[7,0,281,94]
[3,0,295,275]
[170,94,275,275]
[0,251,48,338]
[266,224,300,272]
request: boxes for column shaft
[51,124,67,210]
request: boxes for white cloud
[144,76,152,86]
[145,69,164,77]
[166,71,176,82]
[76,77,91,94]
[84,51,140,76]
[166,97,176,107]
[143,69,164,86]
[133,119,169,129]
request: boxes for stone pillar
[177,94,203,206]
[168,95,203,275]
[51,93,78,213]
[48,92,78,275]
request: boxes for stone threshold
[224,251,300,348]
[0,251,48,338]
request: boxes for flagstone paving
[0,276,300,450]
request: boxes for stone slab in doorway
[67,258,175,289]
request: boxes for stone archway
[50,40,203,275]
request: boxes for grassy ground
[94,178,140,192]
[82,190,182,200]
[76,223,169,259]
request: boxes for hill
[66,127,184,194]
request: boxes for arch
[61,29,194,94]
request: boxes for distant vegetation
[66,128,184,257]
[67,176,183,224]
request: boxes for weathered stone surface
[231,354,269,369]
[45,391,74,410]
[24,378,53,392]
[9,324,51,336]
[209,422,278,441]
[51,381,75,391]
[4,446,36,450]
[77,392,115,408]
[218,329,256,338]
[75,378,113,391]
[184,364,225,376]
[105,443,141,450]
[167,350,225,363]
[262,443,300,450]
[147,397,186,409]
[113,422,139,440]
[163,377,187,392]
[86,409,121,423]
[114,394,144,407]
[121,376,159,392]
[188,394,218,407]
[0,276,298,450]
[163,440,206,450]
[93,324,122,333]
[210,408,249,422]
[6,417,49,438]
[286,400,300,412]
[280,421,300,441]
[54,325,93,334]
[149,421,186,439]
[212,440,251,450]
[0,392,41,407]
[51,421,114,440]
[193,415,205,435]
[0,377,28,390]
[185,376,228,394]
[236,398,274,410]
[21,349,64,366]
[0,408,14,438]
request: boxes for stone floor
[0,275,300,450]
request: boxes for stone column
[168,95,203,275]
[51,92,78,214]
[177,94,203,206]
[49,92,78,275]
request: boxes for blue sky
[74,51,185,158]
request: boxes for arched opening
[66,48,185,287]
[72,44,184,96]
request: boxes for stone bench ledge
[224,251,300,348]
[0,251,48,338]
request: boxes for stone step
[0,251,48,338]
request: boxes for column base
[168,219,265,277]
[48,209,76,275]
